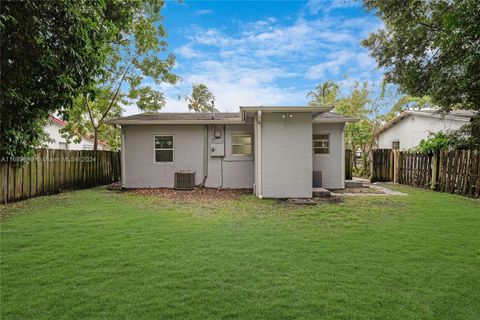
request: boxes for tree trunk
[93,127,99,151]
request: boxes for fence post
[430,151,439,190]
[393,150,400,183]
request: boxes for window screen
[155,136,174,162]
[313,134,329,154]
[231,134,252,155]
[392,140,400,150]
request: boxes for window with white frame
[83,144,93,150]
[392,140,400,150]
[313,134,329,154]
[154,135,174,162]
[231,134,252,155]
[58,142,68,150]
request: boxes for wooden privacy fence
[371,149,480,198]
[1,149,121,204]
[345,149,353,180]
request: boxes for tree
[309,80,398,176]
[307,81,340,106]
[362,0,480,112]
[0,0,134,158]
[182,84,216,113]
[60,88,122,151]
[62,0,179,150]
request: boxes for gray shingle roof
[107,110,356,124]
[111,112,241,121]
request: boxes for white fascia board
[240,106,332,121]
[106,119,245,125]
[313,118,359,123]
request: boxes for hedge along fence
[0,149,121,204]
[371,149,480,198]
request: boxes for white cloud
[121,1,383,115]
[176,44,202,58]
[306,0,361,15]
[193,9,213,16]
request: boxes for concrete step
[313,187,331,197]
[345,180,364,188]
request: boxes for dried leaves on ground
[128,188,252,202]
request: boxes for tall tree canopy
[183,84,216,113]
[0,0,137,158]
[362,0,480,112]
[307,81,340,106]
[62,0,179,150]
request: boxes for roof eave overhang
[105,119,245,125]
[313,118,359,123]
[240,106,333,121]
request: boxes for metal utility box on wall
[174,171,196,190]
[210,143,225,157]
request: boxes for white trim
[107,119,244,125]
[153,135,174,163]
[313,118,358,123]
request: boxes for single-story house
[376,109,475,150]
[45,116,108,150]
[108,106,356,198]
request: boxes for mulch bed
[128,188,252,202]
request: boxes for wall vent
[313,171,322,188]
[174,171,196,190]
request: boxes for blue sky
[127,0,385,114]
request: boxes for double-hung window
[392,140,400,150]
[154,135,174,162]
[231,134,252,155]
[313,134,329,154]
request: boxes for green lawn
[1,186,479,320]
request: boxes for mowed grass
[1,186,479,320]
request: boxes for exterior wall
[122,123,254,189]
[204,124,254,189]
[260,113,312,198]
[44,123,104,150]
[378,115,468,150]
[312,123,345,189]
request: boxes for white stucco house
[376,109,475,150]
[108,106,356,199]
[45,116,107,150]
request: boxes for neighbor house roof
[49,115,107,146]
[375,109,476,136]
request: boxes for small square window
[58,142,68,150]
[313,134,329,154]
[392,140,400,150]
[154,135,174,162]
[231,134,252,155]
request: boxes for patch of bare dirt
[128,188,252,202]
[331,186,385,194]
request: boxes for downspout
[341,123,346,189]
[257,110,263,198]
[197,125,208,187]
[120,126,126,188]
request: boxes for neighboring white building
[44,116,107,150]
[376,110,475,150]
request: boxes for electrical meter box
[210,143,225,157]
